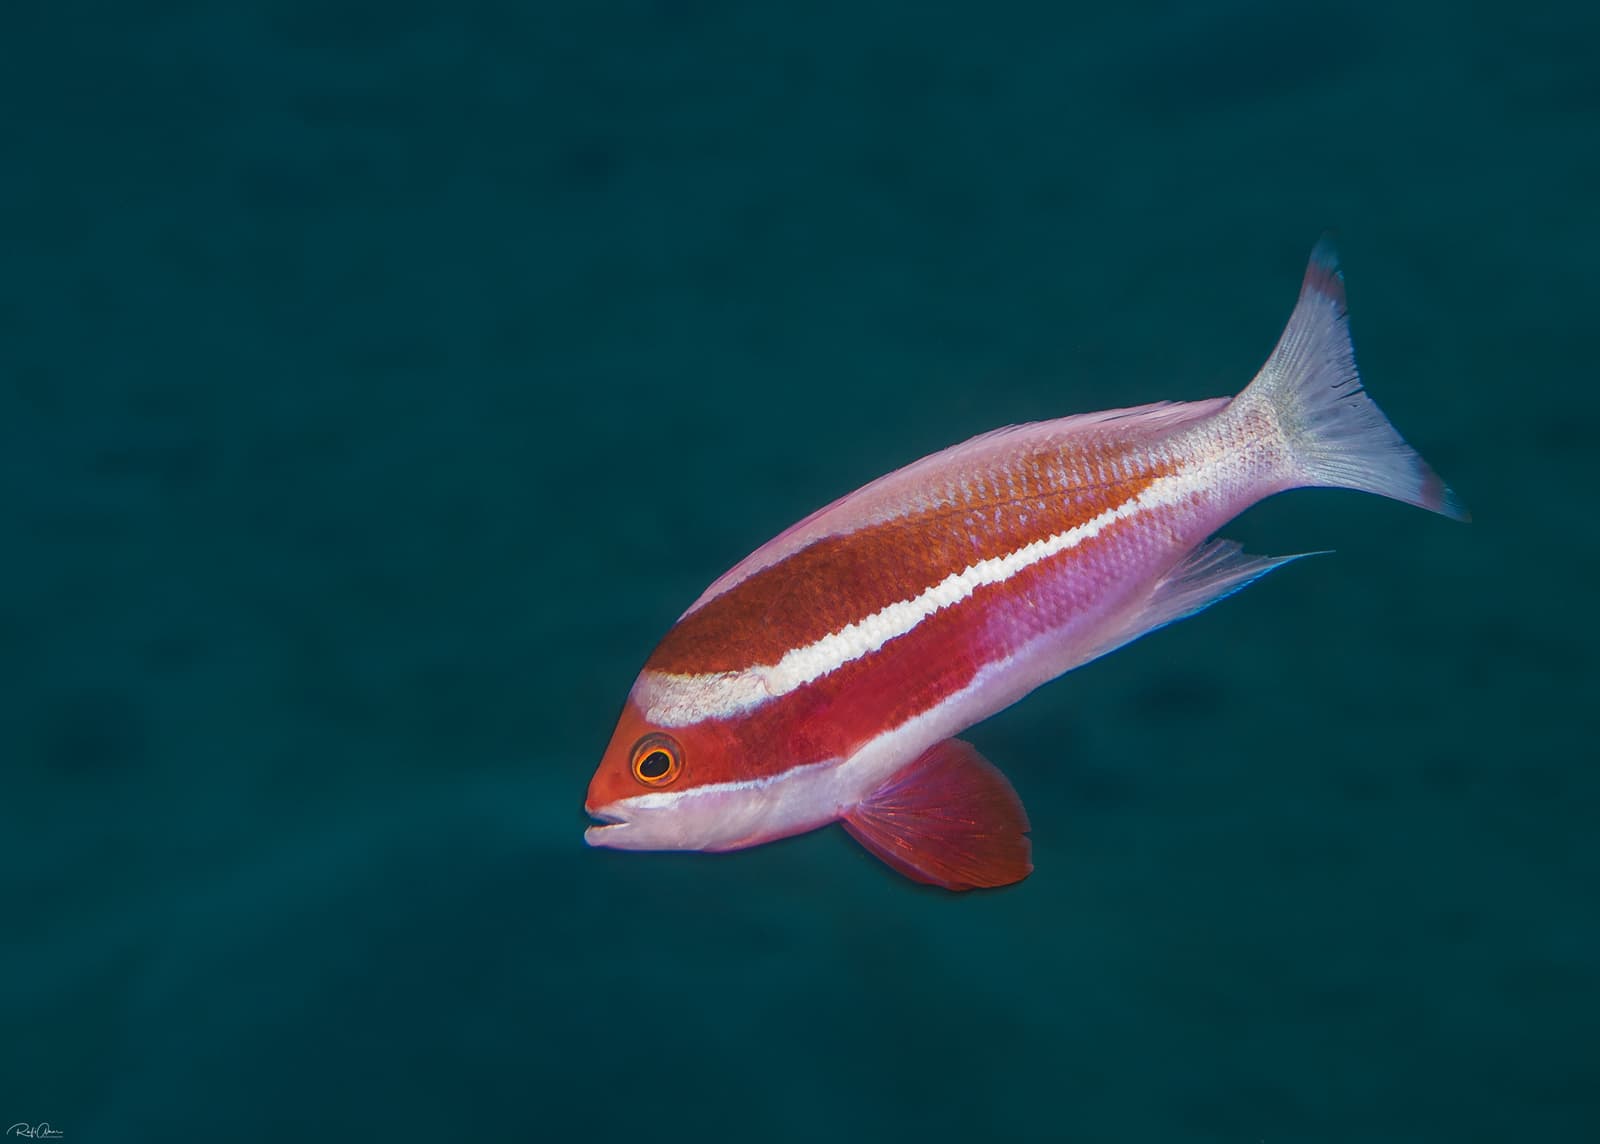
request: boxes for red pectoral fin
[841,739,1032,891]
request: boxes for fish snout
[583,801,630,847]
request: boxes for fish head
[583,694,776,853]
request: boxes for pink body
[584,243,1463,890]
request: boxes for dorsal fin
[685,397,1231,618]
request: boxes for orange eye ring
[630,733,684,787]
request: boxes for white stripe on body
[638,458,1224,727]
[592,654,1032,852]
[678,399,1232,621]
[597,620,1125,852]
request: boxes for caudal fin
[1235,239,1468,521]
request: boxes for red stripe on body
[665,503,1192,787]
[648,442,1175,675]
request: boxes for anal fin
[842,739,1032,891]
[1080,539,1320,665]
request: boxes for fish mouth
[583,805,630,845]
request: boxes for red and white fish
[584,241,1465,890]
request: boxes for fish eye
[630,734,683,786]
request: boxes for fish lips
[583,804,630,847]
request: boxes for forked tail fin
[1234,238,1468,521]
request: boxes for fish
[583,240,1466,891]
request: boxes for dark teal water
[5,2,1596,1140]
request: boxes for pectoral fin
[842,739,1032,891]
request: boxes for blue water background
[4,2,1595,1140]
